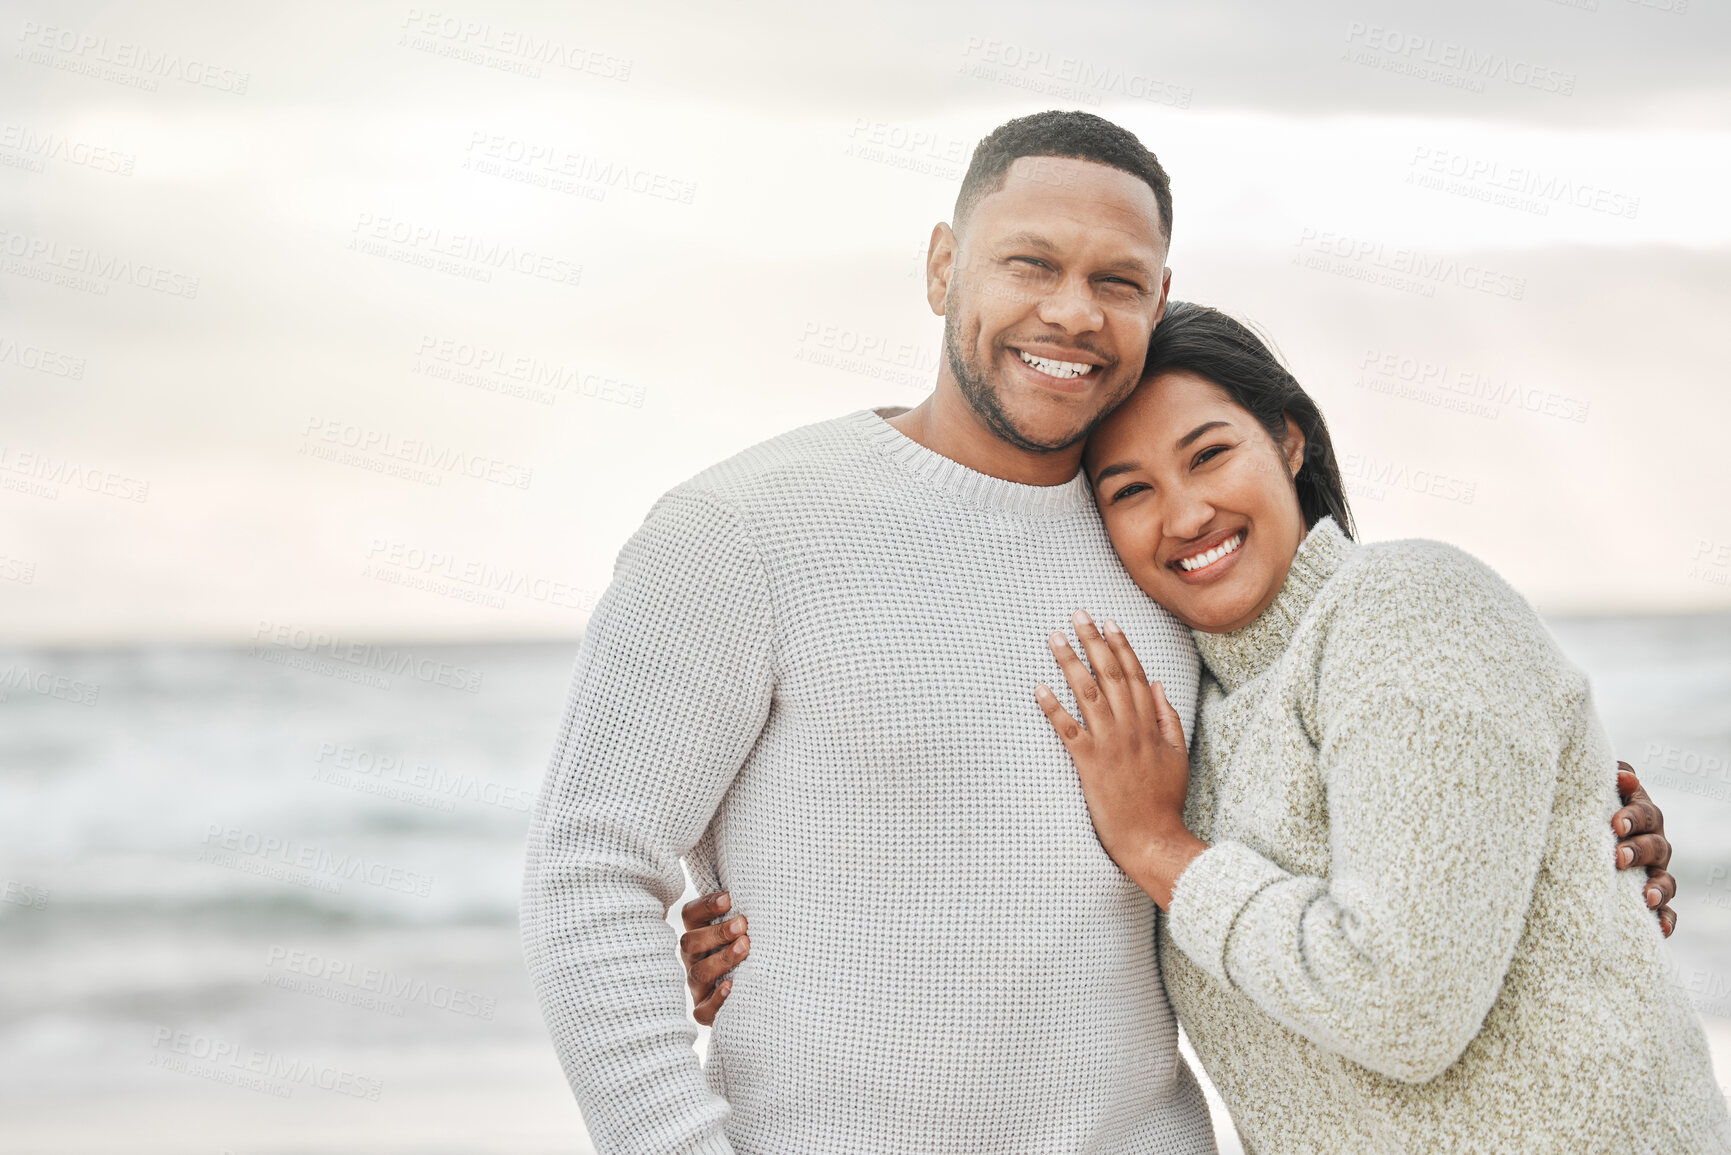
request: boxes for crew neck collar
[1192,517,1354,692]
[845,408,1095,519]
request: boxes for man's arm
[522,488,775,1155]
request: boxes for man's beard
[943,312,1118,455]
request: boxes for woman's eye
[1193,446,1227,467]
[1110,482,1148,502]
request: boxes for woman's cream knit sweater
[1163,517,1730,1154]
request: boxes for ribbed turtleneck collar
[1193,517,1354,692]
[846,408,1094,519]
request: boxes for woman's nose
[1162,488,1216,541]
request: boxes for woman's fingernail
[726,918,742,936]
[1103,618,1121,634]
[1619,817,1632,835]
[716,893,730,910]
[733,939,748,956]
[1035,684,1053,700]
[1072,609,1093,628]
[1618,847,1633,867]
[1048,631,1065,648]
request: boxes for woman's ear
[1281,415,1307,478]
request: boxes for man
[522,111,1677,1154]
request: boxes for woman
[680,303,1729,1150]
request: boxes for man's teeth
[1177,532,1245,573]
[1018,350,1096,380]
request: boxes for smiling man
[521,111,1673,1155]
[523,111,1215,1155]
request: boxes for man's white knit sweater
[522,408,1217,1155]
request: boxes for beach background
[3,0,1730,1151]
[2,620,1729,1154]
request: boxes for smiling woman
[1083,301,1354,634]
[1042,302,1729,1152]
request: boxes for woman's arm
[1037,553,1581,1085]
[1168,689,1558,1084]
[1163,548,1566,1085]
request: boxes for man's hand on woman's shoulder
[1614,763,1676,937]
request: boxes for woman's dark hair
[1142,301,1355,539]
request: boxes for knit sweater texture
[1163,517,1731,1154]
[523,408,1218,1155]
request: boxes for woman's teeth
[1018,350,1095,379]
[1176,531,1245,573]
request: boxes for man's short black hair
[953,110,1172,242]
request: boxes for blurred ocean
[2,616,1728,1154]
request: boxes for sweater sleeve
[521,488,775,1154]
[1167,548,1563,1085]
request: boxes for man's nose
[1035,276,1105,334]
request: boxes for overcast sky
[3,0,1729,644]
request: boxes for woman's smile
[1167,527,1247,581]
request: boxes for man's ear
[1282,415,1308,477]
[1152,266,1172,327]
[926,222,956,316]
